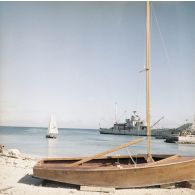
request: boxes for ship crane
[151,116,164,129]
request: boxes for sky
[0,2,194,129]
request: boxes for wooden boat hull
[33,154,195,188]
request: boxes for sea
[0,126,195,158]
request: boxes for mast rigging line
[151,3,170,64]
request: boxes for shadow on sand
[18,174,79,189]
[17,174,195,191]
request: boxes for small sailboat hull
[46,134,57,139]
[33,154,195,188]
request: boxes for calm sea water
[0,126,195,158]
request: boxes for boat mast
[146,1,151,156]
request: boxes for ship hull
[99,128,158,136]
[33,154,195,188]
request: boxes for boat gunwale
[33,155,195,172]
[36,154,173,161]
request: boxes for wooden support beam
[80,186,115,192]
[67,137,145,167]
[160,183,175,189]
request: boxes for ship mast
[115,102,118,124]
[146,1,151,158]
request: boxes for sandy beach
[0,147,195,195]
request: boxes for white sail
[48,115,58,135]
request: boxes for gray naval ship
[99,111,194,138]
[99,111,163,136]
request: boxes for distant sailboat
[46,115,58,139]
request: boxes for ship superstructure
[99,111,153,136]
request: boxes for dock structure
[165,135,195,144]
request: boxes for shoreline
[0,147,195,195]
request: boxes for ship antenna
[115,102,118,124]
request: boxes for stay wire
[151,3,170,64]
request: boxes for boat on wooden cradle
[33,141,195,188]
[33,2,195,188]
[46,115,58,139]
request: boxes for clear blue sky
[0,2,194,128]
